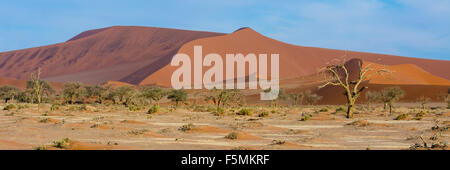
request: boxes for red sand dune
[0,26,224,85]
[364,62,450,86]
[141,27,450,87]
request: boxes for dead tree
[319,58,389,118]
[30,67,44,112]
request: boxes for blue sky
[0,0,449,60]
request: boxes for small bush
[39,118,50,123]
[34,145,47,150]
[335,107,346,113]
[128,129,148,135]
[258,111,269,117]
[147,105,160,114]
[50,104,61,111]
[3,104,16,111]
[413,111,426,120]
[237,108,252,116]
[128,105,143,111]
[178,123,194,132]
[319,108,328,112]
[225,132,239,140]
[271,140,286,145]
[53,138,70,149]
[300,113,311,121]
[395,113,409,120]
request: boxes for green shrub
[128,104,143,111]
[225,132,238,140]
[394,113,409,120]
[50,104,61,111]
[237,108,252,116]
[300,113,311,121]
[3,104,17,111]
[413,111,426,120]
[53,138,70,149]
[34,145,47,150]
[147,105,160,114]
[319,108,329,112]
[258,111,269,117]
[335,107,346,113]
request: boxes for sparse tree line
[365,87,405,115]
[0,76,189,113]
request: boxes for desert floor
[0,103,448,150]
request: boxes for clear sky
[0,0,449,60]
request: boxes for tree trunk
[389,103,393,115]
[37,97,41,112]
[347,104,354,118]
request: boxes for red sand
[141,27,450,87]
[364,62,450,86]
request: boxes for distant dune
[0,26,224,85]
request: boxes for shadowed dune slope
[141,27,450,87]
[0,26,224,85]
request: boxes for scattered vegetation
[258,111,269,117]
[237,108,252,116]
[380,87,405,115]
[167,89,187,107]
[394,113,409,120]
[147,105,160,114]
[225,132,239,140]
[300,113,311,121]
[3,104,17,110]
[178,123,195,132]
[53,138,70,149]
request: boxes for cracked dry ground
[0,103,448,150]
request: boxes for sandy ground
[0,103,448,150]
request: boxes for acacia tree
[168,89,187,108]
[288,92,304,106]
[319,58,389,118]
[0,86,21,103]
[85,85,111,104]
[380,86,405,115]
[110,86,137,106]
[304,90,322,105]
[62,82,86,104]
[417,96,431,110]
[205,88,243,109]
[141,87,167,106]
[365,91,381,109]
